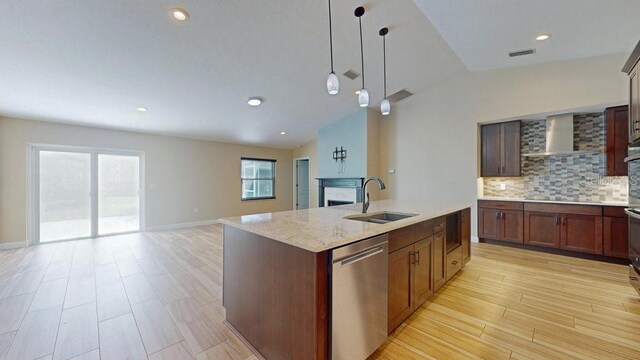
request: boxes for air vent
[509,49,536,57]
[343,69,360,80]
[388,89,413,104]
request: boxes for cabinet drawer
[604,206,627,218]
[478,200,523,211]
[389,220,434,253]
[523,203,602,216]
[433,216,446,234]
[446,247,463,280]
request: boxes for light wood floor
[1,225,638,360]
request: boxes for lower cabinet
[604,206,629,259]
[478,205,523,244]
[560,214,603,254]
[388,237,433,334]
[433,231,446,291]
[524,211,561,248]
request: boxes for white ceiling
[0,0,464,148]
[413,0,640,71]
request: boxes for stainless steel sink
[345,211,417,224]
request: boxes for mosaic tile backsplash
[482,113,629,203]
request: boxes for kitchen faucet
[362,177,386,214]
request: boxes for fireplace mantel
[317,178,364,207]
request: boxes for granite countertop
[477,197,628,207]
[219,200,471,253]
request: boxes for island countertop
[218,200,471,253]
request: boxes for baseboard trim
[0,241,29,250]
[145,219,219,232]
[471,236,479,243]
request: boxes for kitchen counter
[219,199,471,252]
[478,196,628,207]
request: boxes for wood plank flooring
[0,224,638,359]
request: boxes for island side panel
[223,225,329,360]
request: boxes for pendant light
[326,0,339,95]
[355,6,369,107]
[379,27,390,115]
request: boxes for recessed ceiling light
[536,34,551,41]
[247,97,263,106]
[280,131,287,135]
[171,8,189,21]
[137,107,148,112]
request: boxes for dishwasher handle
[340,245,386,267]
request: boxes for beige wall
[0,117,293,244]
[381,53,629,238]
[292,139,318,208]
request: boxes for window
[241,158,276,200]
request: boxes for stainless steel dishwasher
[331,234,388,360]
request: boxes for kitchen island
[219,200,471,360]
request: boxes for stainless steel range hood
[523,113,598,157]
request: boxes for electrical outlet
[500,183,506,191]
[388,169,396,174]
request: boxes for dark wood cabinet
[604,206,629,259]
[478,202,523,244]
[560,214,603,255]
[387,237,433,334]
[605,105,629,176]
[388,245,413,333]
[524,211,561,248]
[461,208,471,265]
[623,41,640,143]
[433,231,446,291]
[480,121,521,177]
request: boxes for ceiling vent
[509,49,536,57]
[342,69,360,80]
[388,89,413,104]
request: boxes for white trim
[0,241,28,250]
[145,219,219,232]
[471,236,479,243]
[293,157,311,210]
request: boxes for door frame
[292,157,310,210]
[27,144,146,245]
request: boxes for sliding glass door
[39,151,92,242]
[33,147,143,243]
[98,154,140,235]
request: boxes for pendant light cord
[328,0,334,73]
[383,35,387,98]
[359,17,365,88]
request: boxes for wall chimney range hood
[522,113,600,157]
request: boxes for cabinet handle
[451,260,458,265]
[502,166,505,173]
[415,251,420,265]
[555,216,560,225]
[496,212,500,220]
[562,217,567,226]
[501,212,505,220]
[410,252,415,265]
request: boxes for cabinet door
[412,238,433,309]
[481,123,502,177]
[433,232,446,291]
[560,214,603,255]
[388,245,413,334]
[501,121,521,176]
[524,212,560,248]
[606,106,629,176]
[461,208,471,265]
[478,208,500,240]
[630,69,639,143]
[501,210,524,244]
[604,216,629,259]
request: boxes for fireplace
[317,178,364,207]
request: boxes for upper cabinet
[480,121,521,177]
[622,40,640,143]
[605,105,629,176]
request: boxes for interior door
[38,151,92,242]
[296,159,309,209]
